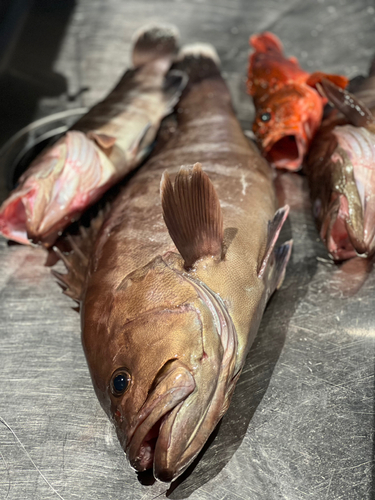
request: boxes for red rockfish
[247,32,348,171]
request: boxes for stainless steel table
[0,1,374,499]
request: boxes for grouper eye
[260,111,272,122]
[111,370,131,396]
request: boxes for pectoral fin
[161,162,223,269]
[269,240,293,292]
[318,79,375,128]
[258,205,290,278]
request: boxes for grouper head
[82,254,238,482]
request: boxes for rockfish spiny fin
[318,78,375,128]
[306,72,348,91]
[132,24,179,68]
[258,205,290,278]
[161,163,224,269]
[51,209,108,303]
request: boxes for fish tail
[249,32,283,54]
[172,43,221,83]
[132,24,179,68]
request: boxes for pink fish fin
[258,205,290,278]
[250,32,283,54]
[51,208,108,303]
[87,131,117,151]
[306,72,348,90]
[160,162,223,269]
[131,24,179,69]
[318,79,375,128]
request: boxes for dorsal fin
[51,209,108,304]
[318,78,375,127]
[258,205,290,278]
[306,72,348,90]
[160,162,223,269]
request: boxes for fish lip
[125,361,195,473]
[322,194,363,261]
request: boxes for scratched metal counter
[0,1,375,499]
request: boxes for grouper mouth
[126,360,196,476]
[126,274,238,482]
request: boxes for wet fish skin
[306,65,375,261]
[247,31,348,171]
[68,44,292,482]
[0,25,185,247]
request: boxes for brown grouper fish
[55,44,292,482]
[0,25,186,247]
[306,58,375,260]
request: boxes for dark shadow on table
[0,0,76,148]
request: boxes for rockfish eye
[111,370,131,396]
[260,112,271,122]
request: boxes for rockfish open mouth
[264,134,305,171]
[126,360,195,476]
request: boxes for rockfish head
[82,256,238,482]
[253,82,323,171]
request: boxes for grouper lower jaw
[152,364,239,483]
[126,360,195,473]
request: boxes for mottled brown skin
[81,49,285,482]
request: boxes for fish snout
[125,360,195,474]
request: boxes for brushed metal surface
[0,1,375,499]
